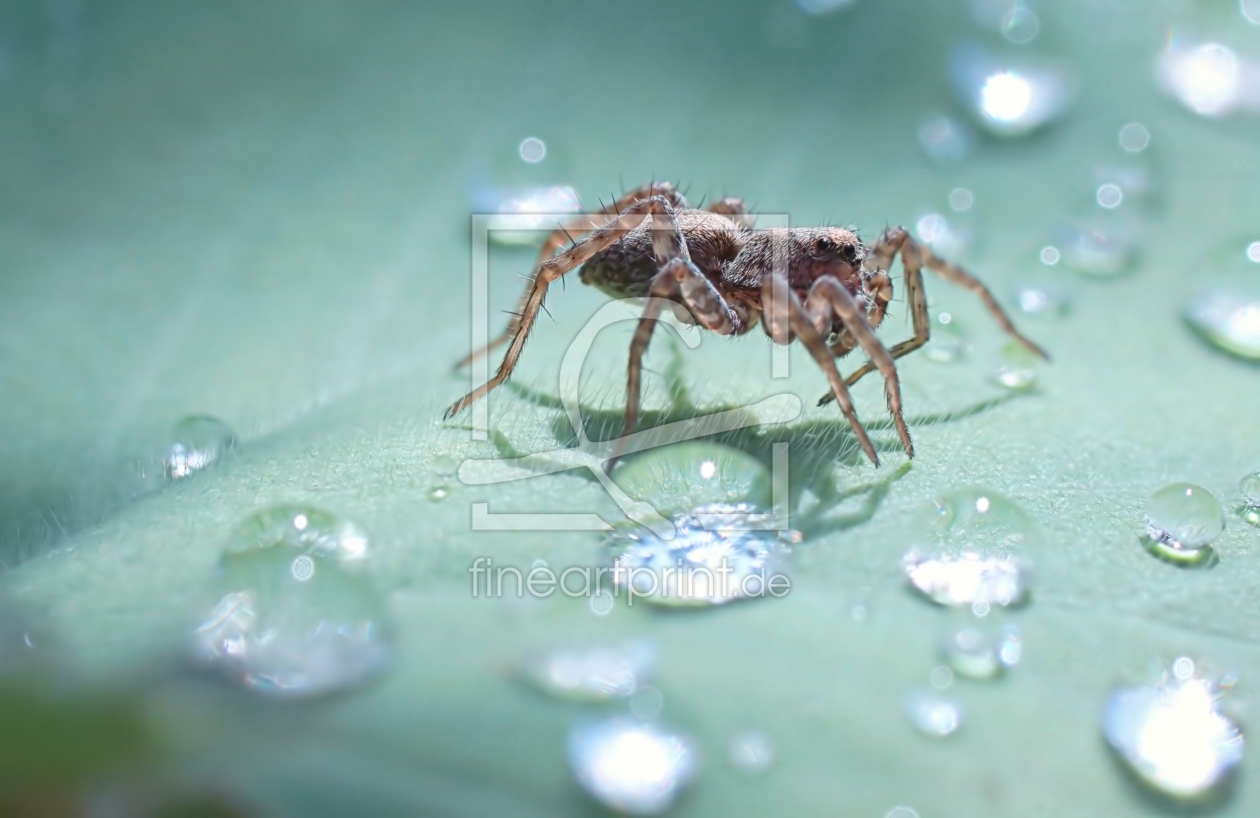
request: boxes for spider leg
[443,195,679,419]
[827,269,893,358]
[611,253,745,467]
[454,182,690,368]
[805,278,914,458]
[762,266,880,467]
[705,197,754,230]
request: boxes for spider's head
[790,227,865,289]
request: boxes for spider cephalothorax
[447,182,1047,466]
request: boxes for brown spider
[445,182,1048,466]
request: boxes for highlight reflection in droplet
[952,45,1072,137]
[568,718,696,815]
[1158,39,1260,117]
[1184,288,1260,361]
[523,642,656,702]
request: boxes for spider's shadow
[499,341,1022,538]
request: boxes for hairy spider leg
[455,182,690,368]
[444,194,681,419]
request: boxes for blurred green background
[1,0,1260,815]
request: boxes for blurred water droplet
[795,0,857,14]
[165,416,234,480]
[1059,224,1134,277]
[569,718,695,815]
[930,487,1038,555]
[949,188,974,212]
[1239,472,1260,527]
[915,213,970,257]
[1103,664,1243,799]
[590,590,616,616]
[850,602,869,622]
[428,485,451,502]
[192,508,389,697]
[1142,483,1224,567]
[630,686,664,720]
[924,311,969,363]
[906,691,963,737]
[610,504,787,607]
[613,443,772,516]
[993,340,1039,391]
[729,730,775,774]
[952,44,1073,137]
[1014,283,1070,317]
[1039,245,1061,266]
[1000,4,1039,44]
[1184,288,1260,361]
[1245,0,1260,25]
[906,552,1027,608]
[1247,242,1260,263]
[1096,183,1123,210]
[225,505,369,564]
[885,807,920,818]
[523,642,655,702]
[486,184,581,246]
[946,624,1021,679]
[1158,40,1260,117]
[929,665,955,689]
[518,136,546,163]
[917,112,970,163]
[1119,122,1151,153]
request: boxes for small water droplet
[906,691,963,738]
[614,443,772,516]
[1119,122,1151,153]
[729,731,775,774]
[1059,224,1134,277]
[428,485,451,502]
[1184,287,1260,361]
[993,340,1039,392]
[165,416,235,480]
[915,213,970,257]
[924,312,969,363]
[1102,663,1244,799]
[951,44,1073,137]
[929,665,955,689]
[1014,283,1070,317]
[523,642,655,702]
[945,624,1021,680]
[1000,4,1039,44]
[590,590,615,616]
[948,188,974,212]
[568,718,695,815]
[1248,241,1260,264]
[850,602,869,622]
[609,504,787,607]
[885,807,920,818]
[630,685,664,720]
[1239,472,1260,527]
[917,112,970,163]
[1039,245,1061,266]
[1142,483,1224,567]
[518,136,546,163]
[1096,183,1124,210]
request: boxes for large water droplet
[1103,663,1244,799]
[1239,472,1260,527]
[568,718,696,815]
[904,552,1027,608]
[1184,287,1260,361]
[1142,483,1225,567]
[951,44,1073,137]
[165,415,235,480]
[609,504,787,607]
[523,642,656,702]
[930,488,1038,555]
[613,443,771,516]
[191,506,389,696]
[905,691,963,737]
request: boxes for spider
[445,182,1048,466]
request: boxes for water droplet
[1247,241,1260,263]
[885,807,920,818]
[905,552,1027,608]
[915,213,970,257]
[1184,287,1260,361]
[1039,245,1061,266]
[917,112,970,163]
[945,624,1022,680]
[630,685,664,720]
[1000,4,1039,44]
[428,485,451,502]
[609,504,788,607]
[613,443,771,515]
[1102,664,1243,799]
[488,184,581,247]
[1239,472,1260,527]
[1014,283,1070,318]
[924,311,969,363]
[568,718,696,815]
[948,188,974,212]
[1096,183,1124,210]
[1119,122,1151,153]
[1245,0,1260,25]
[165,415,235,480]
[590,590,615,616]
[1142,483,1225,567]
[929,665,955,689]
[993,340,1039,392]
[523,642,655,702]
[518,136,546,163]
[850,602,869,622]
[1059,224,1134,277]
[224,504,369,564]
[906,691,963,738]
[951,44,1073,137]
[729,731,775,774]
[929,488,1038,556]
[1157,40,1260,118]
[795,0,857,14]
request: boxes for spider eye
[814,237,836,254]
